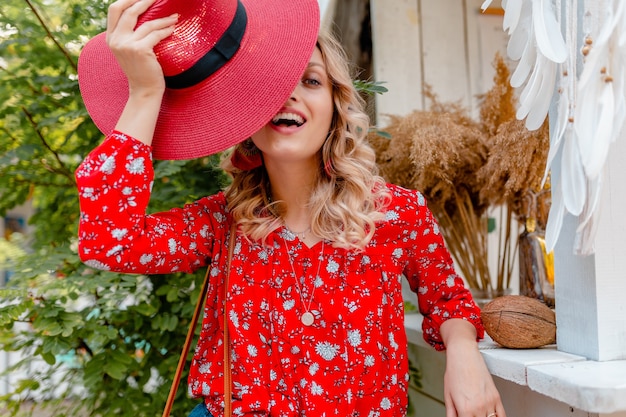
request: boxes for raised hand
[105,0,178,145]
[106,0,178,95]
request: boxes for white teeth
[272,112,304,125]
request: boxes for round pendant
[301,311,315,326]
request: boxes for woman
[76,0,505,416]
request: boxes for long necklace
[281,232,324,326]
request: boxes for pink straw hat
[78,0,320,160]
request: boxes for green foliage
[0,1,228,415]
[353,80,391,138]
[353,79,388,96]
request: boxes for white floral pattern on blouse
[75,132,483,417]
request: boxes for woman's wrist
[440,318,479,348]
[114,90,164,146]
[128,82,166,100]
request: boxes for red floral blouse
[75,131,483,417]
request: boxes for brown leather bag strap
[162,222,236,417]
[224,223,236,416]
[161,266,211,417]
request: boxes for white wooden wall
[371,0,509,118]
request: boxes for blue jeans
[188,402,214,417]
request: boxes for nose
[285,81,303,104]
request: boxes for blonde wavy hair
[221,32,390,250]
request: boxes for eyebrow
[307,62,325,70]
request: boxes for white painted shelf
[405,314,626,414]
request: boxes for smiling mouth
[271,112,305,127]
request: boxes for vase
[518,223,555,307]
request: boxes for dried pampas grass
[476,53,551,227]
[477,119,550,229]
[369,53,551,292]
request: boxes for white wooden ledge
[405,314,626,415]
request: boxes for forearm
[114,88,164,146]
[105,0,178,146]
[75,132,208,274]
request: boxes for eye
[303,77,322,87]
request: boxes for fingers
[444,374,505,417]
[103,0,179,97]
[132,13,179,44]
[108,14,178,54]
[444,395,457,417]
[494,401,507,417]
[107,0,178,52]
[107,0,157,38]
[474,388,504,417]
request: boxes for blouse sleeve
[401,189,484,351]
[75,131,225,275]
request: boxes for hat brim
[78,0,320,160]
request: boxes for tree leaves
[0,1,225,415]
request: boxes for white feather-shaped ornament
[574,173,603,255]
[545,165,566,252]
[503,0,525,33]
[575,4,619,179]
[517,55,544,119]
[504,0,566,130]
[517,54,559,130]
[574,75,600,156]
[532,0,568,63]
[526,58,558,130]
[507,6,532,60]
[560,124,586,216]
[491,0,626,255]
[577,174,603,233]
[608,1,626,144]
[544,77,570,182]
[571,0,625,254]
[585,84,615,178]
[544,0,576,191]
[511,33,537,88]
[481,0,495,11]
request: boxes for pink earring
[324,157,335,177]
[231,139,262,170]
